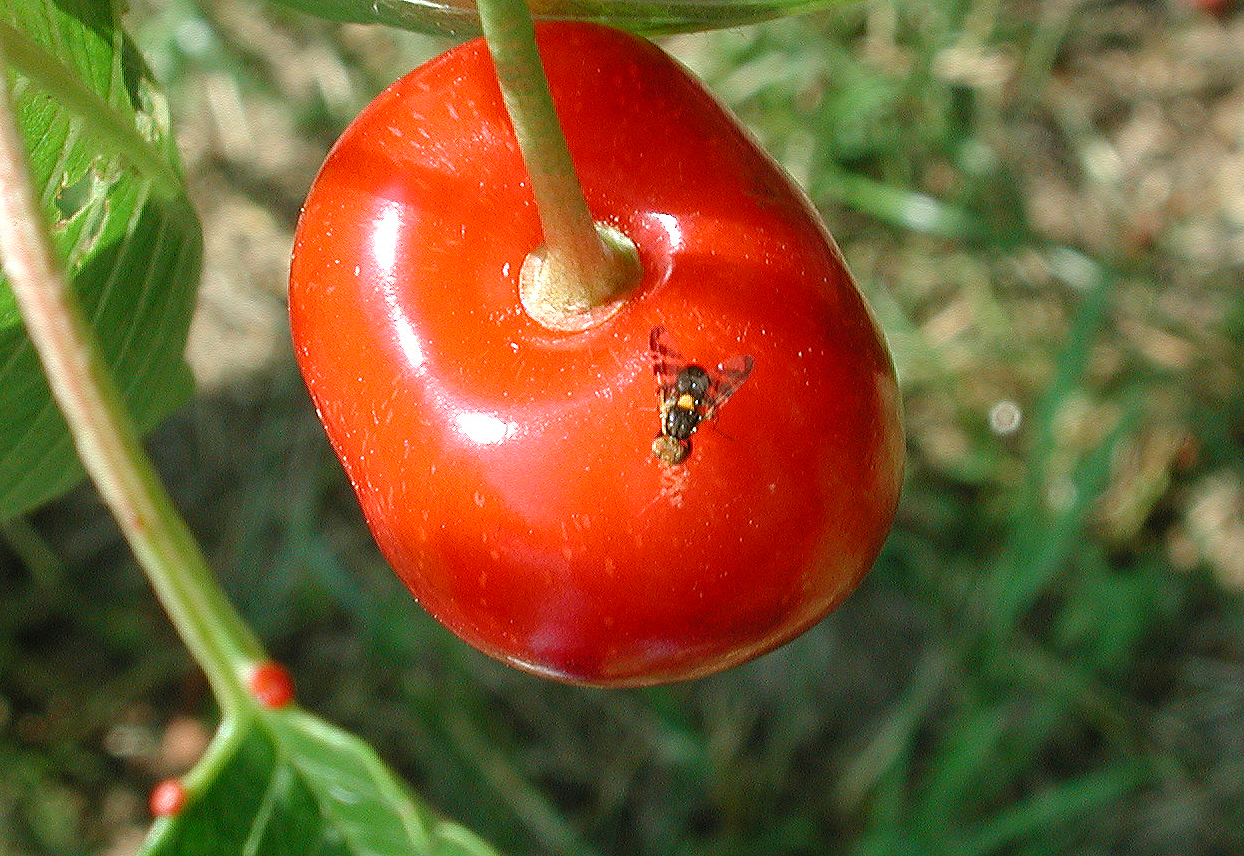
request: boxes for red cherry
[289,23,903,686]
[149,778,187,817]
[247,661,295,708]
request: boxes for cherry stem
[476,0,640,329]
[0,40,264,719]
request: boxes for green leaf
[267,0,848,37]
[141,708,505,856]
[0,0,201,518]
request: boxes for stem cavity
[476,0,641,330]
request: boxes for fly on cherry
[648,326,753,465]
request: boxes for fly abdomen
[663,403,701,440]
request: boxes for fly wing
[649,326,687,399]
[704,353,754,419]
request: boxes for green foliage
[0,0,201,518]
[142,708,501,856]
[266,0,848,37]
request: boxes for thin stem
[477,0,639,329]
[0,42,263,718]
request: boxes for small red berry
[246,661,294,709]
[149,778,186,817]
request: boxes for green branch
[0,38,263,719]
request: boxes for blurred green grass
[3,0,1243,854]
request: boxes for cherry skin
[289,22,904,687]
